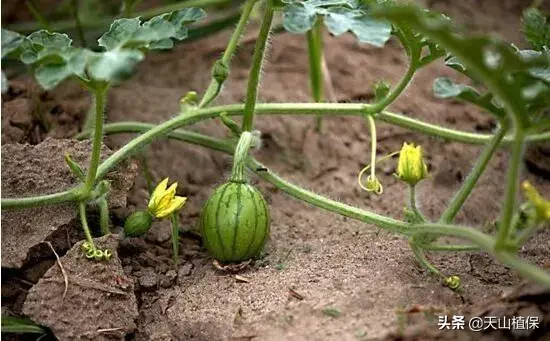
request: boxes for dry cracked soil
[1,0,550,340]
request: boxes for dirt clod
[1,78,88,145]
[138,267,159,291]
[177,262,194,282]
[1,138,137,269]
[22,234,139,341]
[160,269,177,288]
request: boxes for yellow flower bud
[522,181,550,222]
[148,178,187,219]
[396,143,428,186]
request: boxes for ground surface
[1,0,550,340]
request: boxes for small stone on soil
[160,270,177,288]
[177,262,193,283]
[138,267,159,291]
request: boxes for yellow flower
[522,181,550,222]
[396,142,428,186]
[148,178,187,219]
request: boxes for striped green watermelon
[200,182,270,262]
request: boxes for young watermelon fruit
[200,182,270,262]
[199,131,270,262]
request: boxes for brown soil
[23,234,138,341]
[1,138,137,269]
[1,0,549,340]
[1,78,88,145]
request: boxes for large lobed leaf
[372,4,549,125]
[2,29,24,58]
[98,8,205,51]
[433,77,505,117]
[282,0,391,47]
[522,7,550,51]
[1,8,205,90]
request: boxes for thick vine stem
[439,124,508,224]
[85,84,109,194]
[98,197,110,236]
[1,189,78,210]
[422,243,480,252]
[199,0,258,107]
[79,202,96,252]
[367,26,421,115]
[82,103,549,146]
[79,123,550,287]
[307,16,325,132]
[409,185,427,223]
[242,0,274,132]
[95,123,410,233]
[410,240,443,277]
[412,223,550,287]
[4,105,549,210]
[230,131,254,183]
[496,128,526,250]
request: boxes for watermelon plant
[2,0,550,291]
[1,7,206,261]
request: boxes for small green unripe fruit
[124,210,153,237]
[200,182,270,263]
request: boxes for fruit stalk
[242,0,274,132]
[230,131,254,183]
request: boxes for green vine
[1,2,549,289]
[242,0,274,132]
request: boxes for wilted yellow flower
[522,181,550,222]
[396,142,428,186]
[148,178,187,218]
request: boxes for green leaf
[516,48,550,84]
[11,30,88,89]
[433,77,480,99]
[98,8,206,51]
[34,48,88,89]
[282,0,391,47]
[167,7,207,40]
[522,7,550,51]
[529,67,550,84]
[444,56,482,83]
[282,3,317,33]
[1,29,24,58]
[1,315,46,334]
[98,17,141,50]
[19,30,72,64]
[433,77,505,117]
[372,3,549,126]
[7,8,205,89]
[87,49,144,82]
